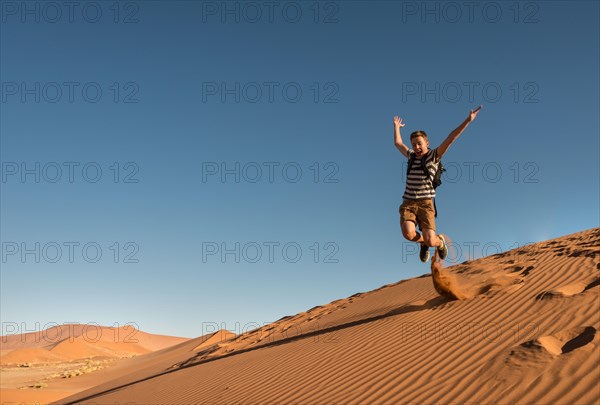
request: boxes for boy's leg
[400,219,423,242]
[417,200,448,260]
[400,201,429,262]
[422,229,440,247]
[399,201,424,242]
[422,229,448,259]
[417,200,438,247]
[402,220,430,262]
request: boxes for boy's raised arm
[394,115,410,158]
[436,106,482,160]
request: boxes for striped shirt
[403,148,438,200]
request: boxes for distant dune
[1,324,188,364]
[0,325,189,404]
[6,228,600,405]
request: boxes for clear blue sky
[1,1,598,338]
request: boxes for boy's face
[411,136,429,158]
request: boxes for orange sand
[8,228,600,404]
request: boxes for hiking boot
[437,235,448,260]
[419,243,430,263]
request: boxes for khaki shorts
[399,198,436,231]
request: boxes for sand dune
[48,336,150,359]
[1,324,188,365]
[33,228,600,403]
[0,330,231,405]
[0,325,190,404]
[0,347,66,365]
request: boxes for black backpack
[407,151,446,217]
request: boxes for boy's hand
[394,116,405,128]
[468,105,482,122]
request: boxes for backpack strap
[421,158,429,180]
[432,149,439,217]
[420,149,436,182]
[406,151,416,176]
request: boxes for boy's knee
[401,225,418,241]
[402,229,417,240]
